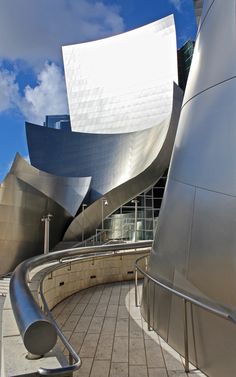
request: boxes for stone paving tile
[145,339,165,368]
[62,314,79,331]
[80,333,100,358]
[94,303,108,317]
[129,337,146,365]
[106,304,118,317]
[130,318,143,337]
[95,334,113,360]
[115,317,129,337]
[69,332,86,353]
[148,368,168,377]
[110,362,128,377]
[90,360,110,377]
[112,336,128,363]
[83,303,97,317]
[74,315,92,332]
[129,365,148,377]
[117,305,129,318]
[101,316,116,335]
[74,357,93,377]
[88,316,104,334]
[53,281,207,377]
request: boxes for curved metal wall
[63,84,182,241]
[144,1,236,376]
[27,83,182,206]
[62,15,178,134]
[0,154,91,275]
[27,84,183,241]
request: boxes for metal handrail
[38,279,81,376]
[134,255,236,373]
[10,241,152,376]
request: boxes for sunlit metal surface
[62,15,178,134]
[0,154,91,275]
[143,1,236,376]
[27,84,183,241]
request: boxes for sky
[0,0,197,182]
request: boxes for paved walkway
[53,281,206,377]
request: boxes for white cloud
[170,0,183,11]
[0,69,20,112]
[22,63,68,124]
[0,0,125,67]
[0,63,68,124]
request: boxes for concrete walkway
[53,281,206,377]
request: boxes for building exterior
[62,15,178,134]
[26,16,183,243]
[142,1,236,376]
[0,154,91,274]
[44,115,71,131]
[178,40,195,90]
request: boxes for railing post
[183,298,189,373]
[147,279,151,331]
[135,267,138,307]
[69,352,73,365]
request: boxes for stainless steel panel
[62,15,178,134]
[142,1,236,375]
[171,79,236,196]
[184,0,236,105]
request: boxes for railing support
[183,298,189,373]
[135,267,138,307]
[147,279,151,330]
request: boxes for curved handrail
[134,254,236,373]
[135,255,236,322]
[10,240,152,376]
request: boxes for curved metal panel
[0,154,91,275]
[63,84,183,241]
[62,15,178,134]
[11,154,91,217]
[145,1,236,376]
[185,0,236,105]
[27,84,182,205]
[27,84,183,241]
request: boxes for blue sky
[0,0,196,182]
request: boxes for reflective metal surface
[0,154,91,274]
[64,85,182,241]
[143,1,236,376]
[135,255,236,373]
[26,83,183,241]
[62,15,178,134]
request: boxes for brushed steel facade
[62,15,178,134]
[27,84,183,241]
[0,154,91,274]
[143,1,236,376]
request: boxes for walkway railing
[134,255,236,373]
[10,241,152,376]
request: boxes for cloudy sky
[0,0,196,181]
